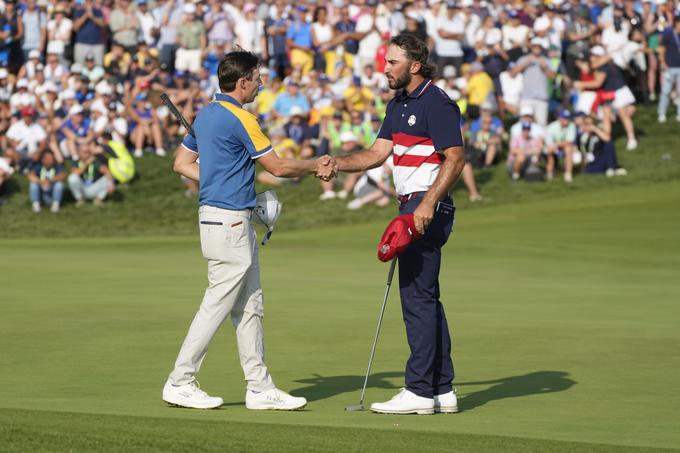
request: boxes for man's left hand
[413,201,435,235]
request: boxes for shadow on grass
[457,370,576,411]
[290,372,402,402]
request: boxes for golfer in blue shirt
[163,50,335,410]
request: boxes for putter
[346,257,397,412]
[160,93,195,137]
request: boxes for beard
[387,71,412,91]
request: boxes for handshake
[313,155,339,182]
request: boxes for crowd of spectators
[1,0,677,213]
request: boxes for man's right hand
[314,155,338,181]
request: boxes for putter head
[345,404,365,411]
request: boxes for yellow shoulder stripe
[213,100,272,153]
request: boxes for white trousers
[168,205,275,392]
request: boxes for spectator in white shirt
[502,10,530,62]
[46,4,72,64]
[434,2,466,73]
[499,62,523,116]
[6,106,48,168]
[9,79,37,115]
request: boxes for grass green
[1,180,679,451]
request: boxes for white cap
[69,104,84,116]
[28,49,41,59]
[16,79,29,89]
[0,68,7,79]
[461,0,473,6]
[590,45,606,57]
[530,37,544,47]
[442,65,457,78]
[90,101,108,115]
[62,88,76,100]
[289,106,304,116]
[534,16,551,32]
[96,83,113,95]
[340,131,358,143]
[485,34,501,46]
[520,105,534,117]
[43,81,58,93]
[70,63,83,73]
[183,3,196,14]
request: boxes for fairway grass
[1,181,679,451]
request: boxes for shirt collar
[214,93,241,107]
[399,78,432,100]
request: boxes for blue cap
[521,121,532,130]
[297,5,308,11]
[508,10,519,18]
[135,92,148,101]
[559,109,572,119]
[174,70,187,78]
[352,75,361,85]
[319,74,329,82]
[446,1,458,8]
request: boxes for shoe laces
[188,380,208,398]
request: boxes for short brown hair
[390,34,436,78]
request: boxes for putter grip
[160,93,195,137]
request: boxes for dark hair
[217,50,260,93]
[389,34,436,78]
[313,6,327,23]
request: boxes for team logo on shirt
[408,115,416,126]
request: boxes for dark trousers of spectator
[398,193,455,398]
[435,55,464,77]
[586,142,619,174]
[160,44,179,73]
[270,52,290,79]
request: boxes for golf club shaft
[160,93,195,137]
[358,258,397,405]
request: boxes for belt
[398,192,455,215]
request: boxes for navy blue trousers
[398,194,455,398]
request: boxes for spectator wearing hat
[43,51,68,86]
[46,5,72,64]
[72,0,107,65]
[21,0,46,61]
[508,121,544,181]
[657,12,680,123]
[110,0,141,54]
[6,106,47,170]
[58,104,92,161]
[283,106,315,149]
[287,5,314,76]
[235,3,266,60]
[28,150,65,213]
[545,109,578,182]
[510,105,545,138]
[9,79,36,115]
[512,37,557,126]
[175,3,206,74]
[502,10,530,63]
[67,144,115,207]
[273,80,311,119]
[18,49,43,80]
[467,103,504,168]
[82,54,105,87]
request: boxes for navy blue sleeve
[376,99,394,141]
[426,91,464,151]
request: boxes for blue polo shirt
[182,93,273,210]
[661,27,680,68]
[286,21,312,49]
[377,79,464,196]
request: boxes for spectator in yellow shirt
[466,62,494,119]
[343,75,374,112]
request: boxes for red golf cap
[377,214,422,262]
[20,106,34,117]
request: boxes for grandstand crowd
[1,0,678,213]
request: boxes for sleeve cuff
[251,146,273,160]
[181,143,198,154]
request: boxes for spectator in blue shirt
[287,6,314,75]
[657,14,680,122]
[273,80,311,118]
[266,8,290,78]
[28,150,66,213]
[72,0,107,65]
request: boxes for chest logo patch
[408,115,416,126]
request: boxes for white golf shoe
[434,390,459,413]
[370,388,434,415]
[162,380,223,409]
[245,388,307,411]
